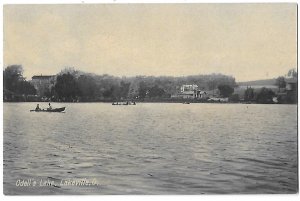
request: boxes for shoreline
[3,100,297,105]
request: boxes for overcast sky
[4,4,297,81]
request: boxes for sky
[3,4,297,81]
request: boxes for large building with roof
[30,75,56,96]
[172,84,207,99]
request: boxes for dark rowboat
[112,101,136,105]
[30,107,66,112]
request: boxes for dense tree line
[48,68,237,101]
[241,87,276,104]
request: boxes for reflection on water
[3,103,298,194]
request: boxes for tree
[111,85,121,100]
[3,65,36,95]
[207,79,216,90]
[244,87,255,101]
[103,87,114,99]
[148,85,166,98]
[138,81,148,99]
[218,84,234,97]
[16,81,36,95]
[275,76,286,91]
[256,87,275,104]
[54,73,80,101]
[119,81,131,99]
[44,87,53,98]
[3,65,24,91]
[229,94,240,102]
[287,68,297,78]
[77,75,97,100]
[102,85,121,100]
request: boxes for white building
[172,84,207,99]
[180,84,198,93]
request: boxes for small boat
[112,101,136,105]
[112,102,123,105]
[183,102,190,104]
[30,107,66,112]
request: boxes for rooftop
[285,78,297,84]
[32,75,55,79]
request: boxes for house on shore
[171,84,208,99]
[280,77,297,103]
[286,78,297,91]
[30,75,56,97]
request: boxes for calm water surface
[3,103,298,194]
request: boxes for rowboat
[30,107,66,112]
[112,101,136,105]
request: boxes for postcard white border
[0,0,299,201]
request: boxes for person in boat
[35,104,41,111]
[47,103,52,110]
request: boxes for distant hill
[237,78,276,86]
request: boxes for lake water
[3,103,298,194]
